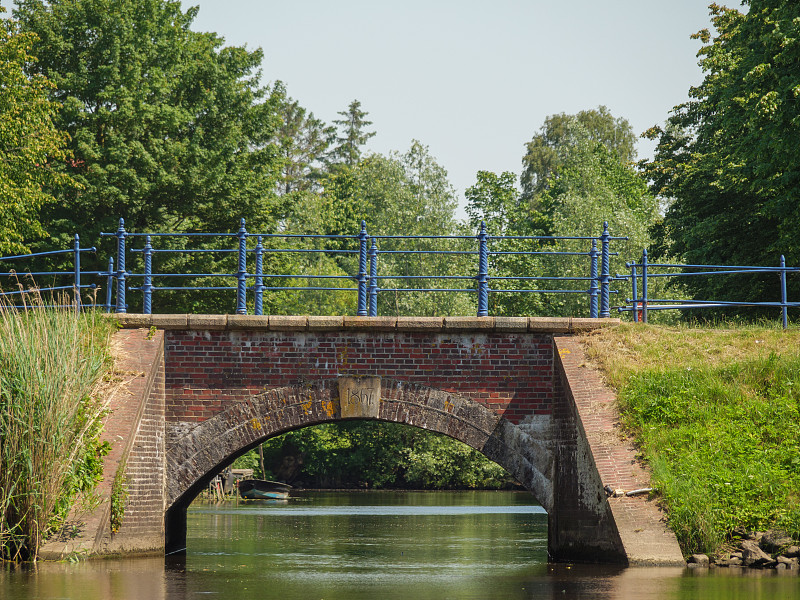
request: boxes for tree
[331,99,375,166]
[521,106,636,201]
[643,1,800,307]
[0,9,72,256]
[14,0,284,245]
[465,171,548,316]
[538,120,661,316]
[274,92,334,195]
[278,141,473,316]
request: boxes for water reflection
[2,491,799,599]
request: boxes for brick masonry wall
[554,336,684,565]
[99,329,167,555]
[164,329,554,427]
[108,355,166,551]
[40,328,168,559]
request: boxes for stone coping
[108,314,619,333]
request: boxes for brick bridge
[42,315,684,565]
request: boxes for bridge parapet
[112,314,620,333]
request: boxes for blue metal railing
[0,235,115,310]
[620,250,799,328]
[90,218,623,317]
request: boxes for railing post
[477,222,489,317]
[631,262,639,323]
[254,235,264,316]
[236,218,248,315]
[142,235,153,315]
[115,218,127,313]
[105,256,114,313]
[599,221,611,318]
[369,237,379,317]
[781,255,788,330]
[589,239,599,318]
[357,221,369,316]
[641,248,649,324]
[73,233,81,307]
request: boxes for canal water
[2,491,799,599]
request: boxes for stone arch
[165,378,555,515]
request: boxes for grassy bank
[582,323,800,556]
[0,295,113,561]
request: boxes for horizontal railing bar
[130,286,237,291]
[625,263,799,272]
[246,233,356,240]
[0,284,96,296]
[125,272,354,280]
[491,276,596,281]
[1,304,96,309]
[377,288,475,293]
[626,299,800,307]
[489,235,628,241]
[489,251,619,257]
[377,250,477,255]
[369,234,475,240]
[491,289,595,294]
[260,286,357,291]
[373,275,474,280]
[130,248,358,255]
[619,303,799,312]
[0,248,94,260]
[625,269,798,278]
[102,232,237,237]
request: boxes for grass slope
[581,323,800,556]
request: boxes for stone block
[187,314,227,330]
[338,376,381,418]
[150,314,188,329]
[494,316,528,332]
[528,317,571,333]
[570,317,620,332]
[443,316,494,331]
[343,316,397,331]
[227,314,270,330]
[111,313,152,329]
[308,316,344,331]
[268,315,308,330]
[396,317,444,331]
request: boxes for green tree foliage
[279,141,474,316]
[274,92,334,195]
[14,0,284,246]
[537,120,660,316]
[643,1,800,306]
[0,9,72,256]
[467,110,659,318]
[521,105,636,201]
[331,99,375,167]
[465,171,548,316]
[258,421,514,490]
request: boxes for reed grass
[0,292,113,561]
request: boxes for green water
[2,491,799,599]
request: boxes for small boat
[238,479,291,500]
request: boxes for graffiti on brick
[338,376,381,418]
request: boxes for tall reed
[0,292,112,561]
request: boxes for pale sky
[180,1,723,213]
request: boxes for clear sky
[180,1,722,211]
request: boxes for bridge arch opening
[165,379,554,554]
